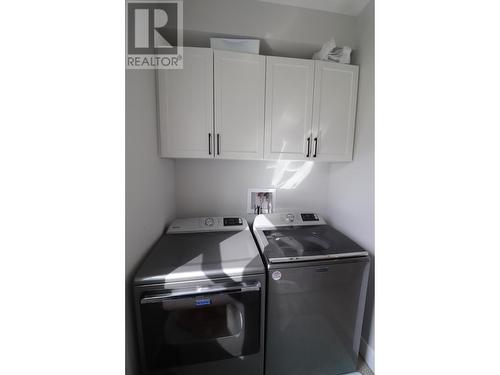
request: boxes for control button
[204,217,215,226]
[285,214,295,223]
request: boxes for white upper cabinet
[264,56,315,160]
[214,50,265,160]
[157,48,358,162]
[311,61,359,161]
[158,47,214,158]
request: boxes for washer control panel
[168,217,248,233]
[253,212,326,229]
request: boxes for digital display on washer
[223,217,243,226]
[301,213,319,221]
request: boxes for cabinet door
[158,47,214,158]
[214,50,265,160]
[311,62,359,161]
[264,57,315,160]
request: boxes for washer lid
[134,229,265,285]
[261,225,368,263]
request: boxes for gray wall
[175,159,330,221]
[126,70,176,375]
[325,0,375,369]
[183,0,357,58]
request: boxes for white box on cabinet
[210,38,260,54]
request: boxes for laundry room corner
[125,69,176,375]
[325,0,375,370]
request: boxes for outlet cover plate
[247,188,276,214]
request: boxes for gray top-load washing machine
[253,212,370,375]
[134,216,266,375]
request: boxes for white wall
[325,0,375,369]
[183,0,358,59]
[175,159,330,221]
[125,70,176,375]
[174,1,354,223]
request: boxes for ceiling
[259,0,370,16]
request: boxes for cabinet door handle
[313,137,318,157]
[306,137,311,157]
[217,134,220,155]
[208,133,212,155]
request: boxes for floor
[357,356,374,375]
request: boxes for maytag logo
[126,0,183,69]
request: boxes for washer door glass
[139,286,261,371]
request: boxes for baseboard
[359,336,375,372]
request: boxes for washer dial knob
[204,217,215,227]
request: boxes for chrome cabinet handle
[208,133,212,155]
[217,133,220,155]
[313,137,318,157]
[306,137,311,157]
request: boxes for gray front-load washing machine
[134,216,266,375]
[253,212,370,375]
